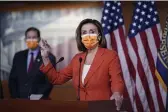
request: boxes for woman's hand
[39,39,51,66]
[110,92,123,111]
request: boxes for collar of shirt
[27,47,40,71]
[28,47,40,58]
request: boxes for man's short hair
[25,27,41,41]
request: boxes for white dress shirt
[82,64,91,84]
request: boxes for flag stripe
[146,27,166,111]
[151,25,161,49]
[131,36,155,111]
[145,27,158,64]
[127,38,149,111]
[140,31,164,111]
[105,34,112,50]
[110,32,118,52]
[143,29,165,111]
[113,26,138,111]
[135,88,143,111]
[118,26,144,111]
[137,32,161,111]
[156,24,162,40]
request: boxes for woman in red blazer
[40,19,124,110]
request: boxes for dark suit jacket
[9,49,56,99]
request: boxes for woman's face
[81,23,99,36]
[80,23,99,50]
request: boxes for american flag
[101,1,135,111]
[127,1,166,112]
[101,1,166,112]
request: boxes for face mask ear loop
[97,33,101,41]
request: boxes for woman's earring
[98,36,101,41]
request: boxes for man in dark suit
[9,27,55,99]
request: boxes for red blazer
[40,47,124,101]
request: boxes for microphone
[56,57,64,64]
[54,57,64,69]
[77,57,82,101]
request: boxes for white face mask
[81,34,99,49]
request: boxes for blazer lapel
[83,47,105,86]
